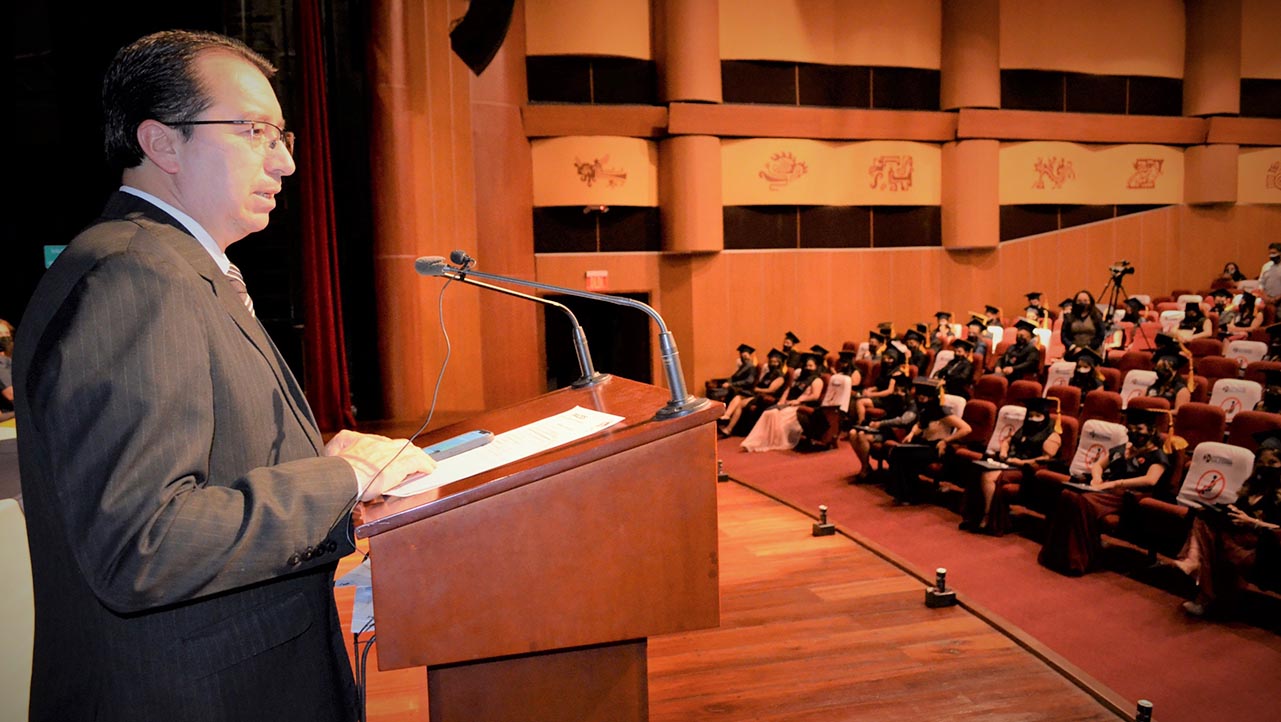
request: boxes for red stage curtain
[297,0,356,431]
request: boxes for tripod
[1097,268,1150,351]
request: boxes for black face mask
[1128,430,1153,447]
[1156,366,1174,380]
[1266,389,1281,404]
[1024,414,1047,430]
[1255,465,1281,485]
[1271,254,1280,263]
[1073,302,1089,314]
[1015,335,1029,346]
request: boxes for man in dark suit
[13,30,434,721]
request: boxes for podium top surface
[354,377,720,539]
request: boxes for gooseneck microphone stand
[415,254,712,420]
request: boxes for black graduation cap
[1184,301,1202,315]
[802,352,825,366]
[1059,297,1075,309]
[1261,369,1281,387]
[985,305,1002,317]
[766,347,786,360]
[904,328,926,344]
[1072,346,1104,366]
[1266,322,1281,339]
[1153,331,1181,349]
[1025,292,1043,301]
[877,322,894,334]
[951,337,974,352]
[1209,288,1233,299]
[1123,406,1163,427]
[737,343,756,354]
[784,331,800,344]
[935,311,952,321]
[912,377,942,390]
[966,314,987,328]
[1014,318,1038,334]
[1022,397,1056,414]
[810,344,830,357]
[838,349,856,361]
[1155,352,1190,371]
[1253,429,1281,451]
[869,330,887,343]
[1124,297,1146,310]
[1025,305,1048,318]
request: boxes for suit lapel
[118,196,326,454]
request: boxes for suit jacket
[15,193,359,721]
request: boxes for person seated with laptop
[884,378,971,505]
[1171,431,1281,618]
[1038,407,1170,576]
[960,398,1062,536]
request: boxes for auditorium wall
[370,0,1281,420]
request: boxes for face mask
[1075,365,1091,375]
[1266,389,1281,403]
[1271,254,1280,263]
[1127,430,1152,446]
[1156,366,1174,380]
[1073,303,1089,314]
[1255,466,1281,485]
[1015,335,1029,346]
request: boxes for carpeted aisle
[718,438,1281,722]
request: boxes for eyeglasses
[164,119,295,155]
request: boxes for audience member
[850,383,917,483]
[1214,261,1247,289]
[854,345,909,424]
[1039,407,1171,575]
[709,343,758,403]
[1172,431,1281,617]
[1177,301,1213,341]
[782,330,802,369]
[722,348,787,436]
[995,319,1040,379]
[960,397,1062,535]
[934,337,976,399]
[884,378,971,505]
[1254,370,1281,415]
[1222,292,1262,341]
[1260,243,1281,302]
[930,311,955,352]
[741,353,824,452]
[903,327,928,371]
[1061,290,1107,355]
[1068,347,1106,398]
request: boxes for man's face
[170,52,296,248]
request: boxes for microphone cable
[324,274,458,557]
[339,274,459,721]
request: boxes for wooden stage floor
[335,481,1123,721]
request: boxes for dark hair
[102,30,276,171]
[1270,242,1281,253]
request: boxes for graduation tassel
[1050,395,1063,434]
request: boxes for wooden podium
[355,376,721,721]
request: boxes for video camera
[1109,260,1135,278]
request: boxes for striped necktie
[225,263,256,317]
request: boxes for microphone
[414,250,712,420]
[449,249,476,269]
[414,256,447,275]
[414,253,607,389]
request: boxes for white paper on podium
[385,405,626,498]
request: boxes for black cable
[323,276,457,546]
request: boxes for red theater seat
[1081,391,1124,425]
[1046,385,1081,418]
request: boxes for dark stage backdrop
[8,0,383,419]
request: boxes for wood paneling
[668,103,958,141]
[1206,117,1281,145]
[1183,0,1242,117]
[940,0,1000,110]
[521,104,669,138]
[1184,144,1239,205]
[370,0,484,420]
[958,109,1205,144]
[471,3,544,408]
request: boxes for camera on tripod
[1109,260,1135,278]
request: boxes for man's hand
[325,430,437,501]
